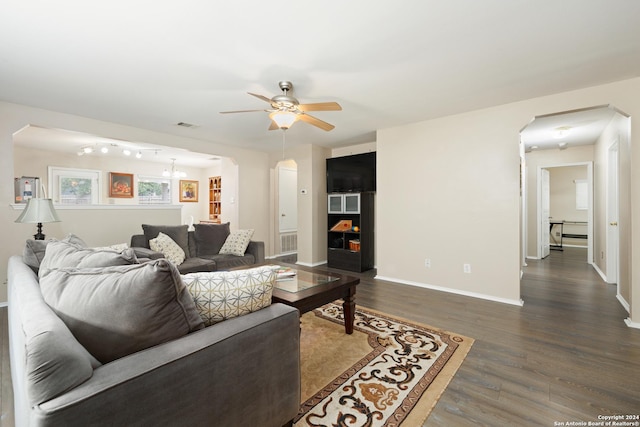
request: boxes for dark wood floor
[298,248,640,426]
[2,249,639,426]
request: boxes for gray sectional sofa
[8,237,300,427]
[131,223,265,274]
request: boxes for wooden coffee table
[271,268,360,334]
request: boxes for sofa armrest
[32,304,300,427]
[131,246,164,260]
[130,234,148,249]
[246,241,265,263]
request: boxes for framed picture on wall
[179,180,199,202]
[109,172,134,198]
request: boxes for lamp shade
[269,111,298,129]
[15,198,61,224]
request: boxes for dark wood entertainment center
[326,152,376,273]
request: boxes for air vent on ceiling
[176,122,198,128]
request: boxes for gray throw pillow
[38,239,139,278]
[23,234,87,273]
[194,222,230,256]
[142,224,190,256]
[40,259,204,364]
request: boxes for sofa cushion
[23,234,86,273]
[150,232,186,265]
[194,222,230,256]
[91,242,129,252]
[176,257,217,274]
[16,258,100,405]
[40,259,205,363]
[202,253,256,271]
[142,224,190,257]
[181,266,275,326]
[26,315,97,405]
[219,229,254,256]
[38,239,139,278]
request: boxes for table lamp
[15,198,61,240]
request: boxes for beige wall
[377,106,523,305]
[377,77,640,322]
[1,101,271,302]
[269,144,330,266]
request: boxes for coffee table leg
[343,287,356,334]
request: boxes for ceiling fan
[220,81,342,131]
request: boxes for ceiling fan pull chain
[282,129,286,159]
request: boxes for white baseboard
[591,263,608,283]
[624,317,640,329]
[296,260,327,268]
[616,293,630,313]
[0,301,7,308]
[374,275,524,307]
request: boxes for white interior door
[278,167,297,232]
[606,142,619,284]
[540,168,551,258]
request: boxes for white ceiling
[2,1,640,158]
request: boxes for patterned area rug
[296,303,474,427]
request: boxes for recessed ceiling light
[123,149,131,156]
[553,126,571,139]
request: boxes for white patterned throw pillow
[181,266,275,326]
[218,229,254,256]
[150,232,186,265]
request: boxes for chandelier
[162,159,187,178]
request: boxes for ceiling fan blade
[248,92,274,104]
[298,113,335,131]
[298,102,342,112]
[219,109,266,114]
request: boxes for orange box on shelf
[330,220,352,231]
[349,240,360,252]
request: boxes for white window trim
[138,175,172,205]
[575,179,588,211]
[48,166,102,204]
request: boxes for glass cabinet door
[328,194,344,213]
[344,193,360,214]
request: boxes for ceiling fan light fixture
[269,111,298,129]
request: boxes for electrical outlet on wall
[463,264,471,273]
[424,258,431,268]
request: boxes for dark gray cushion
[194,222,230,256]
[39,259,205,364]
[38,239,139,279]
[142,224,190,257]
[26,316,96,405]
[17,256,99,405]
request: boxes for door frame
[606,141,620,285]
[538,168,551,258]
[535,162,593,263]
